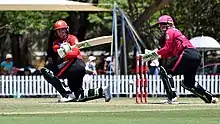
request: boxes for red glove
[65,47,80,60]
[53,45,60,52]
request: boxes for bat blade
[76,35,113,49]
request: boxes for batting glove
[57,42,72,58]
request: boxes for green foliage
[87,0,220,50]
[0,11,68,34]
[87,0,154,38]
[160,0,220,40]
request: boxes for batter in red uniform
[41,20,111,102]
[143,15,218,104]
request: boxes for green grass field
[0,97,220,124]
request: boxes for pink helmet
[157,15,174,25]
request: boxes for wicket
[136,55,148,104]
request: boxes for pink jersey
[157,28,195,58]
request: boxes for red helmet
[157,15,174,25]
[54,20,69,30]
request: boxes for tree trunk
[11,34,29,68]
[65,12,89,42]
[134,0,172,29]
[11,34,20,67]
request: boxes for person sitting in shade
[0,54,14,75]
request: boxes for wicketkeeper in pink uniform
[143,15,218,104]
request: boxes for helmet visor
[56,28,68,40]
[159,23,168,32]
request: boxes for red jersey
[157,28,195,58]
[53,34,83,61]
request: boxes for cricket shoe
[211,97,218,104]
[161,97,179,104]
[58,93,76,103]
[103,85,111,102]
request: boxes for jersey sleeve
[65,47,80,60]
[52,40,60,52]
[68,35,79,46]
[157,31,174,58]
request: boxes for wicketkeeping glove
[57,42,72,58]
[142,49,160,61]
[145,49,152,54]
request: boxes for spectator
[23,67,32,76]
[83,56,97,88]
[149,59,160,75]
[104,56,114,75]
[85,56,97,75]
[16,65,40,76]
[11,67,18,75]
[0,54,14,75]
[97,54,106,74]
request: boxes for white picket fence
[0,75,220,97]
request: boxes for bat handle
[71,45,76,49]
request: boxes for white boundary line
[39,102,218,107]
[0,107,216,115]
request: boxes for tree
[89,0,220,49]
[1,0,219,68]
[162,0,220,40]
[0,11,68,67]
[87,0,220,73]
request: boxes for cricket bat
[76,35,113,49]
[58,35,113,69]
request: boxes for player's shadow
[147,102,190,104]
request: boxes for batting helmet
[157,15,174,25]
[54,20,69,30]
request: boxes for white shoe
[103,86,111,102]
[211,97,218,104]
[58,93,76,102]
[161,97,179,104]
